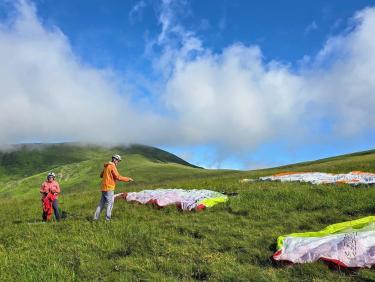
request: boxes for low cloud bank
[0,1,172,146]
[0,1,374,165]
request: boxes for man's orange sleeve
[111,166,130,182]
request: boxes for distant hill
[0,143,200,182]
[114,144,201,168]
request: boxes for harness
[42,193,57,221]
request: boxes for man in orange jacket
[93,154,133,221]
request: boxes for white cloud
[0,0,172,146]
[304,21,318,34]
[307,7,375,135]
[129,0,147,24]
[0,0,374,165]
[164,44,305,149]
[156,1,375,151]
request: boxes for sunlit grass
[0,145,374,281]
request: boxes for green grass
[0,144,374,281]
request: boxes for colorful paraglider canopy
[258,171,375,185]
[115,189,228,211]
[273,216,375,268]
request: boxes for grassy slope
[0,145,374,281]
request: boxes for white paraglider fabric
[260,171,375,185]
[274,223,375,268]
[116,189,227,211]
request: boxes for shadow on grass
[108,247,133,259]
[191,265,211,281]
[322,260,360,275]
[176,226,204,239]
[224,206,249,217]
[344,206,375,217]
[13,210,70,224]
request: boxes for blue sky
[29,0,373,65]
[0,0,374,169]
[29,1,372,63]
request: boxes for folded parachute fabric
[115,189,228,211]
[260,171,375,185]
[273,216,375,268]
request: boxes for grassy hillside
[0,144,374,281]
[0,143,199,182]
[277,149,375,173]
